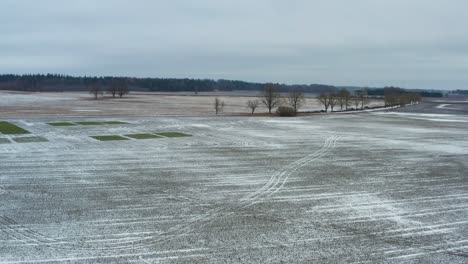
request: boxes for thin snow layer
[0,91,385,117]
[0,114,467,263]
[435,104,460,111]
[436,104,450,109]
[375,111,468,123]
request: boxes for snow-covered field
[0,99,468,263]
[0,91,384,117]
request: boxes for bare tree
[360,96,369,109]
[246,100,259,114]
[117,79,129,98]
[288,89,305,114]
[214,97,225,115]
[337,88,351,111]
[384,86,401,106]
[408,92,422,104]
[398,93,409,107]
[318,91,338,112]
[352,97,360,109]
[355,90,369,109]
[88,79,102,100]
[108,80,118,98]
[258,84,281,114]
[329,92,338,112]
[318,92,331,112]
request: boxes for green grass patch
[125,133,163,139]
[101,121,128,125]
[91,135,130,141]
[0,138,11,144]
[156,132,192,138]
[75,121,127,126]
[76,121,105,126]
[48,122,77,127]
[0,121,30,135]
[13,136,48,143]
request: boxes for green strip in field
[91,135,130,141]
[73,121,128,126]
[101,121,128,125]
[0,138,11,144]
[76,121,105,126]
[13,137,48,143]
[155,132,192,138]
[125,133,163,139]
[0,121,30,134]
[48,122,77,127]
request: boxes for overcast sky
[1,0,467,89]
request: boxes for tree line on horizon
[213,85,424,116]
[0,74,335,94]
[267,86,372,114]
[0,74,450,97]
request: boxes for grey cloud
[1,0,468,89]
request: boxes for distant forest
[366,88,444,98]
[0,74,335,94]
[450,89,468,95]
[0,74,453,97]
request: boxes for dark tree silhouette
[88,79,102,100]
[259,84,281,114]
[117,79,129,98]
[287,88,305,114]
[337,88,351,111]
[108,80,118,98]
[246,100,259,114]
[214,97,225,115]
[317,91,337,112]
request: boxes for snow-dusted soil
[390,97,468,116]
[0,91,384,117]
[0,111,467,263]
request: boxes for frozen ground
[391,96,468,116]
[0,91,383,117]
[0,100,468,263]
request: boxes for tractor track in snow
[239,135,339,207]
[0,135,340,253]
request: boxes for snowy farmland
[0,91,384,117]
[1,104,468,263]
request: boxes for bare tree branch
[88,78,102,100]
[337,88,351,111]
[117,79,129,98]
[288,89,305,114]
[258,84,281,114]
[214,97,225,115]
[246,100,259,114]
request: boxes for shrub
[276,106,296,117]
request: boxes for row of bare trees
[213,86,380,115]
[318,89,369,112]
[246,86,306,115]
[213,85,305,116]
[89,79,129,100]
[384,87,422,106]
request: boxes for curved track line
[0,135,339,252]
[240,135,339,207]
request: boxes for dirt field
[0,94,467,263]
[0,91,384,117]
